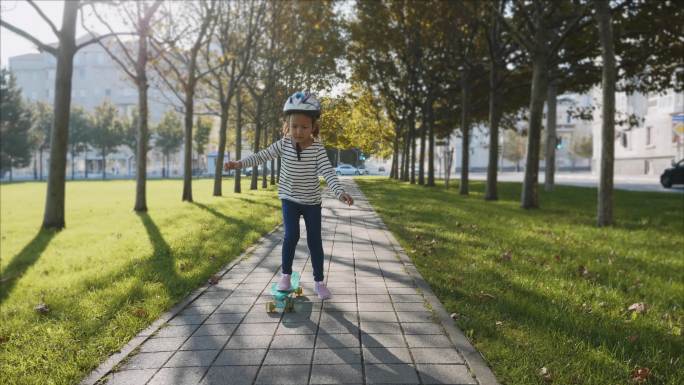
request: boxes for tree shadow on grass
[0,229,57,305]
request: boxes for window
[566,112,572,124]
[645,126,654,146]
[621,132,628,148]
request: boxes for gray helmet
[283,91,321,118]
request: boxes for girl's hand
[224,161,241,171]
[339,193,354,206]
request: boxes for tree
[67,106,90,180]
[1,0,130,228]
[201,0,263,196]
[29,101,53,180]
[150,0,217,202]
[595,0,616,227]
[83,0,163,211]
[0,69,33,181]
[193,116,212,173]
[503,129,526,172]
[154,111,183,178]
[90,101,124,179]
[493,0,590,209]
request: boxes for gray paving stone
[357,294,391,303]
[215,303,252,313]
[282,311,320,324]
[396,311,435,323]
[222,296,257,305]
[405,334,455,348]
[180,306,218,316]
[104,369,157,385]
[315,333,360,348]
[390,294,424,302]
[313,348,362,364]
[359,321,402,334]
[263,348,313,365]
[361,333,408,348]
[393,302,429,312]
[319,311,358,324]
[139,337,186,352]
[364,363,420,384]
[318,318,360,334]
[164,349,219,367]
[224,335,272,349]
[180,335,230,351]
[241,311,282,323]
[358,302,394,312]
[363,347,413,364]
[359,312,398,323]
[192,323,238,337]
[310,363,363,384]
[276,321,318,335]
[401,322,444,335]
[200,365,259,385]
[203,312,245,324]
[270,333,316,349]
[213,349,267,366]
[233,322,278,336]
[155,324,200,338]
[167,314,209,326]
[148,366,207,385]
[416,364,477,384]
[119,351,174,370]
[410,348,464,364]
[323,301,358,312]
[255,364,310,384]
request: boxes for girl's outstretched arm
[234,139,283,169]
[316,146,353,206]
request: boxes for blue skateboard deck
[267,272,302,312]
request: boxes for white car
[335,164,360,176]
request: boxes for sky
[0,0,125,67]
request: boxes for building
[6,35,188,180]
[591,88,684,176]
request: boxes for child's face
[288,113,314,144]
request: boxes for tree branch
[75,32,136,52]
[0,20,57,55]
[26,0,60,37]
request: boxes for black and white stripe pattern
[240,136,345,205]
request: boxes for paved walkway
[86,179,498,385]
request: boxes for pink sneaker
[314,281,332,300]
[277,274,291,291]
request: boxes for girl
[224,91,354,299]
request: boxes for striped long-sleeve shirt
[240,136,345,205]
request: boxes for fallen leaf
[554,255,561,262]
[208,275,220,285]
[630,367,650,382]
[501,251,512,262]
[450,313,460,320]
[627,335,639,343]
[627,303,647,314]
[495,321,503,326]
[34,302,49,314]
[538,367,552,382]
[577,265,589,277]
[131,307,148,318]
[477,291,496,300]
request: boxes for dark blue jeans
[281,199,325,282]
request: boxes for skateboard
[266,272,303,313]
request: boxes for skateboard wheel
[295,287,303,297]
[266,302,276,313]
[284,299,294,312]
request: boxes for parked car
[245,167,269,177]
[357,166,369,175]
[660,159,684,188]
[335,164,360,176]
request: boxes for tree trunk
[70,147,75,180]
[101,149,106,180]
[134,56,149,211]
[213,103,229,196]
[33,153,37,180]
[83,148,88,178]
[409,109,416,184]
[42,1,78,229]
[485,59,502,200]
[391,125,400,179]
[8,157,12,182]
[520,52,548,209]
[419,111,426,185]
[459,70,471,195]
[39,148,43,180]
[261,126,268,188]
[234,90,242,193]
[182,89,194,202]
[596,0,615,226]
[544,79,558,192]
[250,100,262,190]
[427,99,435,186]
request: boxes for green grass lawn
[356,178,683,385]
[0,178,280,385]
